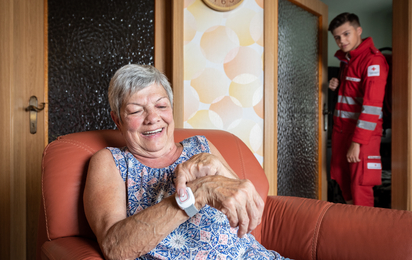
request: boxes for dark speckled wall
[48,0,154,142]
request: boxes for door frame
[391,0,412,210]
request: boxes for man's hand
[329,77,339,91]
[347,142,361,163]
[189,175,264,238]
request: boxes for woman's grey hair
[108,64,173,119]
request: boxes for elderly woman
[84,64,286,259]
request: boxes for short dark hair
[328,12,360,32]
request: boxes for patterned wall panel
[184,0,264,164]
[277,0,319,198]
[48,0,154,142]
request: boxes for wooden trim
[290,0,328,200]
[392,0,412,210]
[172,0,184,128]
[264,0,278,196]
[289,0,324,16]
[409,2,412,211]
[409,10,412,210]
[317,3,328,201]
[26,0,45,258]
[154,0,172,78]
[154,0,165,73]
[155,0,180,126]
[317,14,323,200]
[44,0,48,146]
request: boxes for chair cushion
[41,237,104,260]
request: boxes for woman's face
[112,83,175,158]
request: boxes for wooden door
[0,0,45,259]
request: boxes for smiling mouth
[142,128,163,136]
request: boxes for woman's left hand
[189,175,264,238]
[174,153,225,197]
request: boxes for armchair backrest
[37,129,268,259]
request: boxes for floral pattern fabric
[107,135,287,260]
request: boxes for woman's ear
[111,111,122,130]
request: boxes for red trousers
[330,131,382,206]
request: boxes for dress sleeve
[196,135,211,153]
[105,147,127,180]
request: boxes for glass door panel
[277,0,319,198]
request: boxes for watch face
[178,189,189,202]
[203,0,244,12]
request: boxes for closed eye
[130,110,142,114]
[156,104,169,109]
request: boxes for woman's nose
[144,109,159,124]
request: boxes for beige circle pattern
[184,0,264,162]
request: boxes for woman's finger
[247,193,263,233]
[236,205,249,238]
[174,165,192,196]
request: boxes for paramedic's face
[332,21,362,53]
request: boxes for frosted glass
[48,0,154,142]
[277,0,319,198]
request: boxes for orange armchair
[37,129,412,260]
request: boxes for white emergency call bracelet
[175,187,199,217]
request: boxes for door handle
[25,96,46,134]
[322,103,331,132]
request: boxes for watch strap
[184,204,199,218]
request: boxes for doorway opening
[321,0,393,208]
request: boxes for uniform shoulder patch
[367,65,380,77]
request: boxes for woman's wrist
[187,179,209,210]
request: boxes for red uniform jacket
[333,37,389,145]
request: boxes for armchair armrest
[41,237,103,260]
[261,196,330,260]
[261,196,412,260]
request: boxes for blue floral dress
[107,135,287,260]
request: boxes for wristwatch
[175,187,199,217]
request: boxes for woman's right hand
[189,175,264,239]
[329,77,339,91]
[174,153,225,197]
